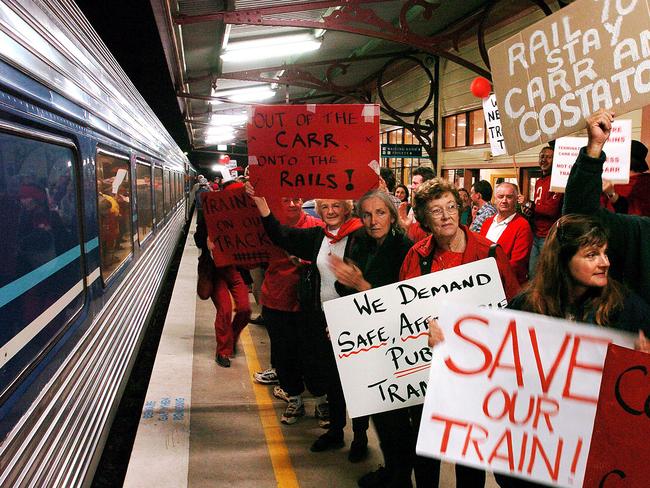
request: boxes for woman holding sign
[492,216,650,488]
[426,214,650,488]
[401,178,520,487]
[328,190,424,487]
[245,182,371,461]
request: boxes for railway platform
[123,216,500,487]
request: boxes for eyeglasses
[425,203,459,219]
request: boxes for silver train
[0,0,192,485]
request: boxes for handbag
[297,263,321,311]
[197,250,216,300]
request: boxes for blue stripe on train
[0,237,97,309]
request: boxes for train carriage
[0,0,190,485]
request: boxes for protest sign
[247,104,380,199]
[482,94,507,156]
[322,258,506,418]
[202,187,284,267]
[550,119,631,191]
[417,304,634,487]
[489,0,650,154]
[583,344,650,486]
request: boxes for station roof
[149,0,560,156]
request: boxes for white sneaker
[253,367,278,384]
[281,397,305,425]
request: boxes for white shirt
[485,212,517,243]
[316,228,348,303]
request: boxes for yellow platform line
[241,327,300,488]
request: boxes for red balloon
[470,76,492,98]
[220,154,230,163]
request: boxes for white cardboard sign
[482,94,508,156]
[417,304,634,487]
[322,258,506,418]
[550,119,631,192]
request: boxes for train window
[0,130,83,374]
[163,169,171,214]
[175,173,181,203]
[135,161,153,243]
[171,172,177,205]
[153,166,163,224]
[96,150,133,282]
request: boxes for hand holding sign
[426,317,444,348]
[244,181,271,217]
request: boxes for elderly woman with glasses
[398,177,520,488]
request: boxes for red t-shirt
[260,212,322,312]
[532,175,563,237]
[601,173,650,216]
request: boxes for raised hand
[585,109,614,158]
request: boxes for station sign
[381,144,425,158]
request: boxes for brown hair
[523,214,623,325]
[412,177,462,232]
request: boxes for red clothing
[480,214,533,285]
[260,212,322,312]
[211,266,251,357]
[400,226,520,302]
[407,220,429,243]
[602,173,650,216]
[532,175,563,237]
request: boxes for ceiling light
[212,85,276,103]
[220,32,321,62]
[210,113,248,126]
[206,133,235,145]
[206,125,234,138]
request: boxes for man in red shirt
[257,197,325,425]
[526,146,563,278]
[480,182,533,284]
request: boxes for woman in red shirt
[399,177,520,487]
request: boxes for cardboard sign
[247,104,380,199]
[416,305,634,487]
[322,258,507,418]
[202,188,284,267]
[550,119,632,191]
[482,94,508,156]
[583,344,650,486]
[489,0,650,154]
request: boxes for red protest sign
[583,344,650,487]
[202,188,284,267]
[247,104,380,199]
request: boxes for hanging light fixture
[220,31,321,63]
[211,84,276,103]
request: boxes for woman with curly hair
[400,177,520,487]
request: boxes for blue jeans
[528,235,546,278]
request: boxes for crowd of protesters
[195,111,650,488]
